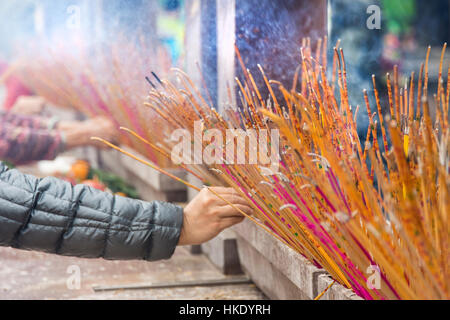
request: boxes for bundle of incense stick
[101,39,448,299]
[11,37,172,166]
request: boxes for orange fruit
[70,160,90,181]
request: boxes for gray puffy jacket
[0,162,183,261]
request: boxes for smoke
[0,1,162,59]
[329,0,384,138]
[0,0,38,59]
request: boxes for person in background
[0,84,118,165]
[0,110,117,165]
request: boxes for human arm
[0,117,117,165]
[0,122,64,165]
[0,162,183,261]
[0,162,253,260]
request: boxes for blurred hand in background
[58,116,119,149]
[11,96,46,115]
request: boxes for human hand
[84,117,118,148]
[59,117,118,149]
[178,187,254,246]
[11,96,46,115]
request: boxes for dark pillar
[200,0,218,108]
[217,0,328,111]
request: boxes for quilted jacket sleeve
[0,162,183,261]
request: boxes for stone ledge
[233,220,327,300]
[237,235,315,299]
[316,274,363,300]
[233,219,363,300]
